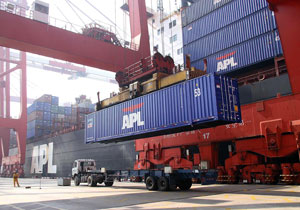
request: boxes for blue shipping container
[85,74,241,143]
[189,30,282,74]
[182,0,270,42]
[183,8,276,59]
[43,103,51,112]
[64,107,72,115]
[51,96,59,105]
[182,0,233,27]
[27,101,44,114]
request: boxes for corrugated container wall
[85,74,241,143]
[182,0,283,75]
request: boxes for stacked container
[182,0,283,74]
[27,94,59,139]
[27,94,95,139]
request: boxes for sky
[7,0,180,117]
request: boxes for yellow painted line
[250,196,256,200]
[283,198,293,203]
[225,208,231,210]
[224,195,229,199]
[120,198,128,202]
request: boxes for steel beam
[267,0,300,94]
[0,0,150,72]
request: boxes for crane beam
[267,0,300,94]
[0,7,148,72]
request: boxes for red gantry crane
[0,0,150,175]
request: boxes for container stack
[71,95,95,128]
[27,94,95,139]
[182,0,283,74]
[27,94,59,139]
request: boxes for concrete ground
[0,178,299,210]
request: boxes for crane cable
[151,0,154,53]
[64,0,86,26]
[169,0,174,58]
[84,0,130,42]
[65,0,95,24]
[55,3,79,33]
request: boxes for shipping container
[183,8,276,58]
[188,30,282,74]
[27,120,43,129]
[43,103,51,112]
[27,101,44,114]
[36,94,52,103]
[51,105,59,113]
[51,96,59,105]
[64,107,72,115]
[182,0,268,27]
[28,111,44,122]
[58,106,65,114]
[85,74,241,143]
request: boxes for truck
[72,159,217,191]
[72,159,114,187]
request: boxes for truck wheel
[74,176,80,186]
[145,176,158,191]
[87,176,97,187]
[104,181,114,187]
[157,176,169,191]
[178,179,192,191]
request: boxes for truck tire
[87,176,97,187]
[104,181,114,187]
[157,176,169,191]
[145,176,158,191]
[74,176,80,186]
[178,179,192,191]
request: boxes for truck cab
[72,159,97,177]
[72,159,113,187]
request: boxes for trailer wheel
[74,176,80,186]
[178,179,192,191]
[157,176,169,191]
[104,181,114,187]
[145,176,158,191]
[87,176,97,187]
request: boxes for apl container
[85,73,241,143]
[190,30,283,74]
[182,0,268,27]
[183,7,277,60]
[182,0,233,27]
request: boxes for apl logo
[87,118,93,128]
[216,51,238,72]
[30,142,57,174]
[122,102,145,129]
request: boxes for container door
[85,113,96,143]
[216,75,241,122]
[187,74,218,124]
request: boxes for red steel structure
[0,0,150,72]
[134,0,300,184]
[0,48,27,176]
[0,0,150,176]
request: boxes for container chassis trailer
[72,159,217,191]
